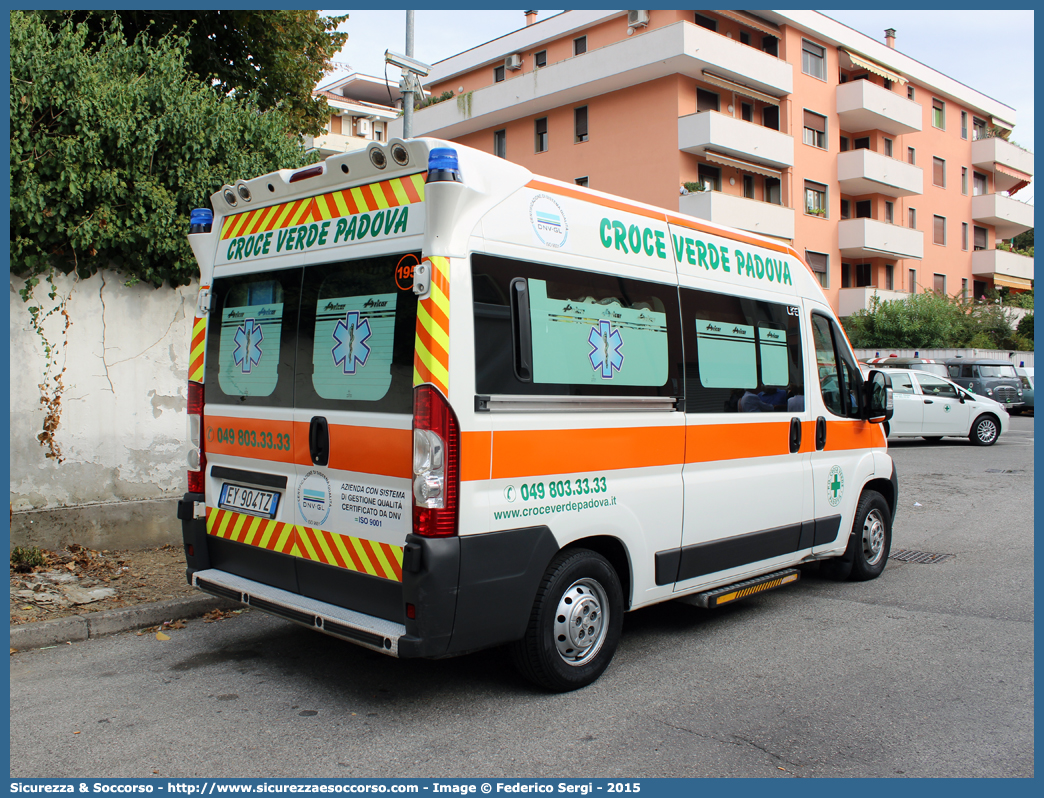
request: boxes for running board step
[682,568,800,609]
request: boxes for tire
[509,549,624,692]
[883,421,890,438]
[970,414,1000,446]
[848,491,892,581]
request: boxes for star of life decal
[332,311,372,375]
[588,319,624,379]
[232,319,264,374]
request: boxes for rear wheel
[509,549,624,692]
[970,414,1000,446]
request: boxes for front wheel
[970,414,1000,446]
[509,549,624,692]
[849,491,892,581]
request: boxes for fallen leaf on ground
[156,631,170,641]
[162,619,186,629]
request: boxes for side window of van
[206,268,301,407]
[890,373,915,394]
[811,314,862,418]
[295,253,420,414]
[471,254,682,398]
[948,365,961,378]
[917,374,958,398]
[680,288,804,413]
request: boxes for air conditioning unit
[505,53,523,70]
[627,10,650,28]
[356,118,371,135]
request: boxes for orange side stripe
[490,426,685,480]
[685,421,793,463]
[291,422,411,479]
[526,179,667,222]
[461,431,492,482]
[825,420,886,450]
[205,416,295,463]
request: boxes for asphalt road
[10,416,1034,778]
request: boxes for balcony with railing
[836,80,922,136]
[408,21,792,140]
[678,111,793,170]
[838,218,923,260]
[837,149,923,198]
[971,135,1034,194]
[971,193,1034,239]
[679,190,794,240]
[972,248,1034,284]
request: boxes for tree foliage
[33,10,349,136]
[843,292,1032,351]
[10,12,314,290]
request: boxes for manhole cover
[890,549,954,564]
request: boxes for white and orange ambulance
[179,138,896,691]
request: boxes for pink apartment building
[384,9,1033,317]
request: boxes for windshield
[979,365,1018,378]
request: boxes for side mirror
[863,370,893,423]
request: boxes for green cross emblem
[829,474,842,498]
[944,404,951,413]
[827,466,844,507]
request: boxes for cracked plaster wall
[10,270,198,547]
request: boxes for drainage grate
[985,468,1022,474]
[890,549,954,564]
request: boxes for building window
[961,278,968,299]
[740,31,750,46]
[886,263,894,290]
[693,13,717,31]
[697,88,720,113]
[908,85,915,101]
[973,171,988,196]
[806,251,829,288]
[933,157,946,188]
[841,263,852,288]
[535,117,548,153]
[855,200,872,219]
[840,199,850,219]
[961,111,969,139]
[698,163,721,191]
[962,167,968,195]
[574,176,589,187]
[908,208,917,229]
[573,36,587,56]
[839,136,849,152]
[762,36,778,57]
[802,39,826,80]
[907,147,915,165]
[934,215,946,246]
[805,181,827,216]
[932,98,946,129]
[764,177,781,205]
[972,117,987,140]
[884,138,893,157]
[494,65,505,83]
[973,226,988,251]
[741,102,753,122]
[535,50,547,68]
[574,106,589,142]
[803,110,827,148]
[743,175,755,199]
[494,129,506,159]
[934,274,946,294]
[856,263,872,287]
[885,201,894,224]
[762,105,780,131]
[908,269,917,293]
[854,137,870,150]
[962,222,969,251]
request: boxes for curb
[10,595,242,652]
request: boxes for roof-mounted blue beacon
[426,147,462,183]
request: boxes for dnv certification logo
[233,319,264,374]
[530,194,569,249]
[589,320,624,379]
[826,465,845,507]
[298,469,332,527]
[332,311,372,375]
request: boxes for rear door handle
[815,416,827,451]
[789,417,802,453]
[309,416,329,466]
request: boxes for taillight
[412,384,460,537]
[187,381,206,494]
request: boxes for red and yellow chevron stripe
[189,313,207,383]
[413,256,450,395]
[220,173,426,241]
[205,507,405,582]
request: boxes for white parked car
[884,368,1009,446]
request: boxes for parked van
[178,139,896,691]
[1014,366,1034,415]
[863,356,949,380]
[945,358,1024,412]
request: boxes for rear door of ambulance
[205,168,427,624]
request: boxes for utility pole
[403,10,415,138]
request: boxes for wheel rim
[861,509,887,567]
[553,578,609,667]
[977,419,998,444]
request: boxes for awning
[701,70,780,106]
[703,150,781,179]
[839,49,907,85]
[715,10,780,38]
[993,274,1033,290]
[994,162,1032,195]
